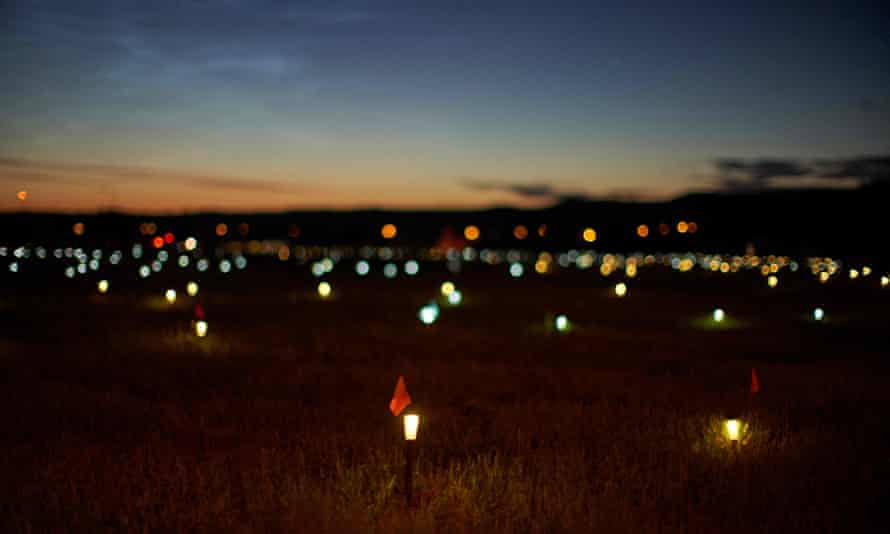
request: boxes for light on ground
[195,320,208,338]
[713,308,725,322]
[725,419,741,441]
[187,281,199,297]
[165,289,177,304]
[97,280,109,294]
[615,282,628,297]
[555,314,569,332]
[403,414,420,441]
[318,281,332,298]
[814,307,824,321]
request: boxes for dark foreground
[2,267,888,533]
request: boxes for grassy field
[1,265,888,532]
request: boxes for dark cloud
[459,179,656,203]
[710,154,890,192]
[461,179,557,199]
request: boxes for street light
[165,289,177,304]
[403,413,421,506]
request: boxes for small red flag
[194,303,205,320]
[389,376,412,416]
[750,368,760,394]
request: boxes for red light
[163,232,175,244]
[153,236,164,249]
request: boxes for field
[2,262,888,533]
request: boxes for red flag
[194,303,205,320]
[750,368,760,394]
[389,376,412,416]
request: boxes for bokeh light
[165,289,177,304]
[813,307,824,321]
[447,290,462,306]
[513,225,528,240]
[464,225,480,241]
[317,281,332,298]
[615,282,628,297]
[713,308,725,322]
[195,320,208,338]
[582,227,597,243]
[636,224,649,238]
[418,303,439,325]
[440,281,455,296]
[97,280,109,294]
[381,223,397,239]
[186,281,199,297]
[555,314,569,332]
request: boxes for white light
[404,260,419,276]
[320,258,334,272]
[165,289,177,304]
[509,262,524,278]
[882,276,889,288]
[158,250,169,262]
[9,262,18,273]
[65,266,75,278]
[403,414,420,441]
[767,275,778,288]
[447,290,462,306]
[195,320,208,338]
[138,265,150,278]
[184,237,198,251]
[555,314,569,332]
[197,258,209,272]
[418,304,439,325]
[813,307,824,321]
[713,308,725,323]
[178,255,190,268]
[383,262,398,279]
[725,419,741,441]
[355,260,370,276]
[89,259,100,271]
[132,244,143,259]
[615,282,627,297]
[186,281,199,297]
[219,259,232,273]
[98,280,109,294]
[151,260,162,272]
[311,262,325,277]
[318,281,332,298]
[234,256,247,270]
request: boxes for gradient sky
[1,0,888,212]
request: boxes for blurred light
[355,260,370,276]
[215,223,228,237]
[178,255,190,268]
[513,225,528,240]
[767,275,778,288]
[195,320,208,338]
[132,244,143,259]
[537,224,547,237]
[89,259,100,271]
[65,266,75,278]
[184,237,198,251]
[381,223,397,239]
[555,314,569,332]
[849,269,859,280]
[73,222,85,236]
[658,223,669,236]
[440,281,455,296]
[447,290,462,306]
[819,271,830,283]
[687,221,698,233]
[158,250,169,263]
[582,227,597,243]
[383,262,398,278]
[234,256,247,270]
[187,281,199,297]
[138,265,150,278]
[464,225,480,241]
[288,224,300,238]
[418,303,439,325]
[238,223,249,236]
[151,260,162,272]
[813,307,824,321]
[165,289,177,304]
[713,308,725,323]
[637,224,649,238]
[725,419,741,441]
[403,414,420,441]
[277,245,290,261]
[219,259,232,273]
[16,190,27,201]
[862,266,872,277]
[152,236,164,249]
[677,221,688,234]
[97,280,109,294]
[405,260,419,275]
[110,251,122,265]
[615,282,628,297]
[317,281,332,298]
[535,260,549,274]
[197,258,209,272]
[882,276,889,287]
[311,262,325,277]
[509,262,524,278]
[9,262,18,273]
[163,232,175,244]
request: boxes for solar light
[440,281,455,296]
[725,419,741,442]
[187,281,199,297]
[813,307,824,321]
[615,282,628,297]
[165,289,177,304]
[403,414,420,441]
[555,314,569,332]
[418,303,439,325]
[713,308,725,323]
[881,275,889,288]
[767,275,778,288]
[317,281,332,298]
[97,280,109,294]
[447,290,462,306]
[195,320,208,338]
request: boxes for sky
[1,0,888,213]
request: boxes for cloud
[708,154,890,192]
[459,179,659,203]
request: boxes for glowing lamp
[419,304,439,325]
[725,419,741,442]
[862,266,872,276]
[317,281,332,298]
[849,269,859,280]
[195,320,208,337]
[555,314,569,332]
[447,290,462,306]
[767,275,778,288]
[615,282,628,297]
[882,276,889,287]
[97,280,109,294]
[813,307,824,321]
[187,281,199,297]
[440,281,455,296]
[403,414,420,441]
[713,308,725,323]
[165,289,177,304]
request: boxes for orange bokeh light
[677,221,688,234]
[658,223,670,236]
[216,223,228,237]
[152,236,164,248]
[636,224,649,238]
[72,222,85,236]
[16,190,27,201]
[513,225,528,240]
[464,225,480,241]
[381,223,397,239]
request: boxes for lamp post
[725,419,741,450]
[403,413,420,506]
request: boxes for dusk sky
[2,0,888,213]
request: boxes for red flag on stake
[389,376,412,416]
[750,368,760,394]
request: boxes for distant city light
[637,224,649,238]
[311,262,326,277]
[73,222,85,236]
[381,223,397,239]
[187,281,199,297]
[555,314,569,332]
[882,275,889,288]
[849,269,859,280]
[132,244,143,259]
[447,290,462,306]
[418,303,439,325]
[184,237,198,251]
[383,262,398,278]
[65,266,75,278]
[767,275,778,288]
[464,225,480,241]
[725,419,741,442]
[16,190,27,201]
[152,236,164,249]
[862,266,872,277]
[195,320,208,338]
[234,256,247,270]
[138,265,150,278]
[215,223,228,237]
[178,255,190,268]
[197,258,209,272]
[513,225,528,240]
[404,260,419,275]
[582,227,597,243]
[813,307,824,321]
[615,282,628,297]
[97,280,109,294]
[219,259,232,273]
[165,289,177,304]
[440,281,455,296]
[713,308,725,323]
[355,260,370,276]
[509,262,524,278]
[677,221,689,234]
[163,232,175,244]
[658,223,669,236]
[317,281,332,298]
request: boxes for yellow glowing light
[186,281,199,297]
[317,281,332,298]
[215,223,228,237]
[582,227,597,243]
[16,190,27,201]
[882,275,889,287]
[849,269,859,280]
[184,237,198,251]
[381,223,397,239]
[626,263,637,278]
[725,419,741,441]
[464,225,480,241]
[195,320,208,338]
[636,224,649,238]
[440,281,455,296]
[403,414,420,441]
[819,271,830,283]
[615,282,628,297]
[600,263,613,276]
[97,280,109,294]
[767,275,778,288]
[677,221,689,234]
[555,314,569,332]
[165,289,177,304]
[534,260,549,274]
[72,222,85,236]
[862,266,872,277]
[537,224,547,237]
[513,225,528,240]
[713,308,725,322]
[277,245,290,261]
[719,262,730,273]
